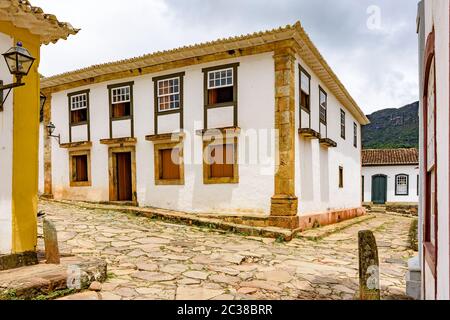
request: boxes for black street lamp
[46,122,61,145]
[0,41,36,109]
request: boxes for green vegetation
[32,288,76,301]
[362,101,419,149]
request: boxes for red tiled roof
[362,148,419,166]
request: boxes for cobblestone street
[37,200,416,300]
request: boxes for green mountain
[362,101,419,149]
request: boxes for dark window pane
[71,109,88,124]
[112,102,131,118]
[208,86,234,105]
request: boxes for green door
[372,175,387,204]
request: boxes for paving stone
[58,291,100,300]
[239,280,283,292]
[209,274,239,285]
[238,287,258,295]
[131,271,176,282]
[136,263,158,272]
[263,270,293,283]
[160,264,188,274]
[183,271,209,280]
[176,286,224,300]
[89,281,102,292]
[99,292,122,300]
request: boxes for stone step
[370,207,387,213]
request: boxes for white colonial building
[416,0,450,300]
[362,149,419,210]
[40,22,369,230]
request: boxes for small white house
[40,22,369,230]
[417,0,450,300]
[362,149,419,210]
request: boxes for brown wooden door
[116,152,132,201]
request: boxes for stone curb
[297,215,376,241]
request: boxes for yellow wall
[0,21,41,253]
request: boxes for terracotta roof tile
[362,148,419,166]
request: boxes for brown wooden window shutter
[160,148,181,180]
[73,155,88,182]
[210,144,234,178]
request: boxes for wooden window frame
[154,141,185,186]
[319,86,327,126]
[152,72,185,135]
[68,89,90,143]
[339,166,344,188]
[108,82,135,138]
[395,174,409,196]
[202,63,239,130]
[353,122,358,148]
[69,149,91,187]
[203,137,239,184]
[299,65,311,114]
[340,109,346,139]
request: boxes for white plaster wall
[158,113,180,134]
[362,165,419,203]
[112,119,131,139]
[71,124,88,142]
[295,55,363,215]
[207,106,234,129]
[0,32,13,254]
[421,0,450,300]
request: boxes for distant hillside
[362,101,419,149]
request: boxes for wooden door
[372,175,387,205]
[116,152,132,201]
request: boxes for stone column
[269,46,299,229]
[43,92,53,198]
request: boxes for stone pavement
[37,200,416,300]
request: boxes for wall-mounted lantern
[0,41,36,109]
[46,122,61,145]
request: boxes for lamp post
[0,41,35,109]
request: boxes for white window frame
[111,86,131,104]
[396,174,409,196]
[207,68,233,89]
[157,77,180,112]
[70,93,88,111]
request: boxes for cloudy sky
[32,0,419,114]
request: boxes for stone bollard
[358,230,380,300]
[43,218,60,264]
